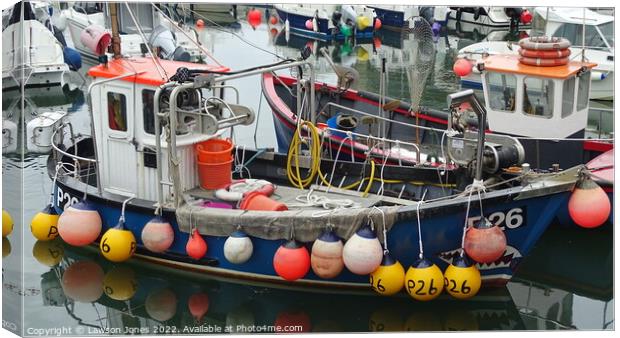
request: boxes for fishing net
[404,16,435,113]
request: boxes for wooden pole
[109,3,122,58]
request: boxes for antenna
[582,8,586,62]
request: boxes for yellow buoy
[356,15,371,30]
[369,253,405,296]
[100,220,137,262]
[404,258,444,301]
[3,209,14,237]
[32,239,65,267]
[443,256,481,300]
[3,237,11,258]
[30,205,60,241]
[103,266,138,301]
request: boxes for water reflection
[31,244,539,333]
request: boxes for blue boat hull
[53,178,569,288]
[275,8,375,41]
[368,6,406,30]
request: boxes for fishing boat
[457,7,614,100]
[44,36,600,298]
[2,1,81,91]
[61,2,212,63]
[264,41,611,171]
[273,4,381,41]
[448,7,532,29]
[367,6,449,31]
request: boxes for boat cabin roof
[88,57,230,87]
[483,54,596,79]
[534,7,614,25]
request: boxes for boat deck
[185,183,399,211]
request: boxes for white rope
[415,201,425,259]
[372,206,388,254]
[459,189,475,258]
[292,190,361,210]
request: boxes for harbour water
[2,6,613,333]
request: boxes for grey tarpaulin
[175,203,401,242]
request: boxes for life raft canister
[214,179,276,202]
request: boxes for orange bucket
[239,191,288,211]
[195,138,234,163]
[197,156,233,190]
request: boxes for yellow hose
[286,121,455,193]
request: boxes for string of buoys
[463,217,507,263]
[370,253,405,296]
[342,224,383,275]
[405,258,444,301]
[443,256,481,300]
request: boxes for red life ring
[215,179,276,202]
[519,36,571,50]
[519,48,571,59]
[519,56,570,67]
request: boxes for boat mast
[109,2,122,58]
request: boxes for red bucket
[197,157,233,190]
[239,191,288,211]
[195,138,234,163]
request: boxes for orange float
[519,48,571,59]
[518,56,569,67]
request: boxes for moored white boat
[447,7,532,29]
[458,7,614,101]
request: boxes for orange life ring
[519,56,570,67]
[519,48,571,59]
[519,36,571,50]
[214,179,276,202]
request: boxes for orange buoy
[61,260,104,303]
[310,230,344,279]
[273,240,310,281]
[463,217,507,264]
[247,8,262,28]
[196,19,205,28]
[519,48,571,59]
[186,228,207,260]
[568,176,611,228]
[305,19,314,30]
[519,56,569,67]
[57,200,102,247]
[520,9,532,24]
[141,216,175,253]
[453,59,473,77]
[270,15,278,25]
[374,18,382,30]
[373,37,382,50]
[342,225,383,275]
[188,292,210,322]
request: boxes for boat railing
[155,59,316,208]
[587,106,614,139]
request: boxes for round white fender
[215,179,276,202]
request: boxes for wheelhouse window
[554,23,612,49]
[142,89,156,134]
[523,77,554,118]
[486,72,517,112]
[107,92,127,131]
[577,70,591,111]
[561,77,576,118]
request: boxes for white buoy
[224,230,253,264]
[141,216,175,253]
[342,225,383,275]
